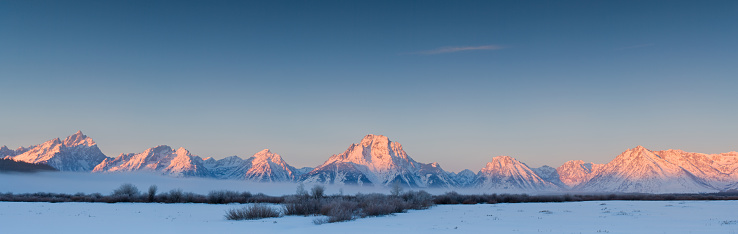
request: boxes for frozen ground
[2,201,737,234]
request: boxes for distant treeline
[1,183,738,205]
[432,190,738,204]
[0,158,57,173]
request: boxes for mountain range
[3,131,738,194]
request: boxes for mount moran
[3,131,738,194]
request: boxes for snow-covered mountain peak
[618,145,662,161]
[480,156,533,177]
[661,149,686,154]
[302,134,454,187]
[175,147,190,156]
[0,145,15,157]
[360,134,389,146]
[480,156,539,177]
[11,132,108,171]
[253,149,279,160]
[481,156,527,175]
[556,160,602,187]
[476,155,558,191]
[352,135,411,168]
[575,146,716,193]
[221,155,244,163]
[458,169,476,177]
[47,138,62,146]
[482,156,518,170]
[242,149,296,182]
[559,160,596,172]
[62,130,95,147]
[149,145,173,154]
[93,145,208,177]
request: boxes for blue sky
[1,0,737,172]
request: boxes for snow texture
[1,201,737,234]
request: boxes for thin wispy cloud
[615,43,655,50]
[407,45,505,55]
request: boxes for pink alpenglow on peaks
[574,145,717,193]
[475,155,559,192]
[301,134,456,188]
[10,130,108,171]
[556,160,602,187]
[62,130,96,147]
[92,145,210,177]
[5,131,738,193]
[243,149,297,182]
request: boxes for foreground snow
[2,201,737,233]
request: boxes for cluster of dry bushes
[224,184,433,223]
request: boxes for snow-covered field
[2,200,737,234]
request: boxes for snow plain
[2,201,737,234]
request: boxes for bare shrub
[248,193,284,203]
[283,196,322,216]
[208,190,243,204]
[390,182,403,196]
[321,199,358,215]
[311,185,325,199]
[166,189,184,203]
[434,191,463,204]
[401,190,433,210]
[358,194,405,217]
[111,184,140,202]
[326,205,355,223]
[112,184,139,197]
[296,183,309,197]
[182,192,205,203]
[314,198,358,224]
[225,204,282,220]
[313,217,329,225]
[147,185,157,203]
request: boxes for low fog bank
[0,172,574,196]
[0,172,305,195]
[0,172,451,196]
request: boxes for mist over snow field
[0,172,394,196]
[0,171,490,196]
[1,201,737,233]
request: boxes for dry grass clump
[225,203,282,220]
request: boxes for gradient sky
[2,0,737,172]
